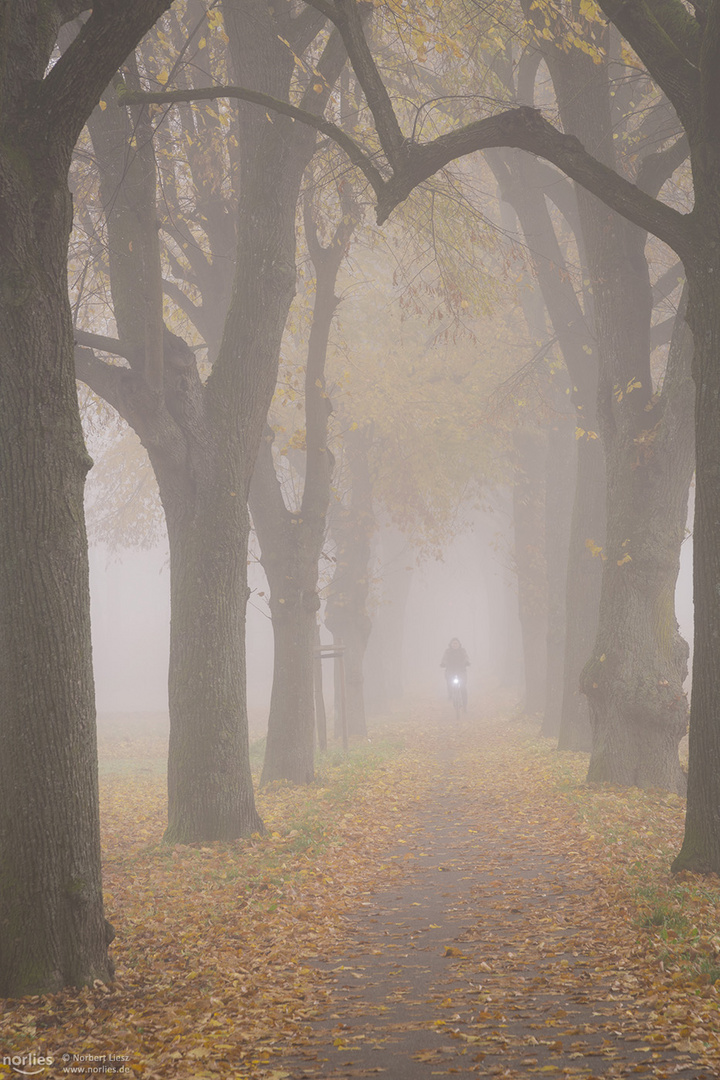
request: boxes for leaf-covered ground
[1,704,719,1079]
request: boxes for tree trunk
[250,186,359,784]
[0,0,174,996]
[542,413,577,737]
[672,266,720,870]
[581,290,694,793]
[164,472,263,840]
[542,39,691,784]
[557,436,606,750]
[325,428,375,741]
[264,590,320,784]
[250,435,322,786]
[0,172,113,995]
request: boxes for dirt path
[275,712,713,1080]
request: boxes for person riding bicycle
[441,638,470,710]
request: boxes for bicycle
[449,674,465,720]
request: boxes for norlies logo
[1,1053,54,1076]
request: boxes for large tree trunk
[164,472,263,840]
[673,266,720,871]
[581,293,694,791]
[0,174,113,996]
[160,75,306,827]
[0,0,173,996]
[264,594,319,784]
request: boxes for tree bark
[164,456,262,839]
[576,230,690,791]
[314,623,328,751]
[0,168,112,996]
[673,264,720,869]
[0,0,172,997]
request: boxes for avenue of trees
[1,0,718,997]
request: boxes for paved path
[276,716,712,1079]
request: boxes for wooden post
[313,644,347,751]
[337,648,348,751]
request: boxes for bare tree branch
[375,108,693,256]
[74,328,137,364]
[653,260,685,304]
[74,345,131,415]
[122,59,694,260]
[637,135,690,197]
[320,0,406,165]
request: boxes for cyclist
[441,638,470,711]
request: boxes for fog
[90,496,693,728]
[90,542,276,730]
[89,508,519,725]
[399,512,522,703]
[90,545,170,715]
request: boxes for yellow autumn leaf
[444,946,466,958]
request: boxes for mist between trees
[0,0,714,998]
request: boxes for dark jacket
[441,645,470,674]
